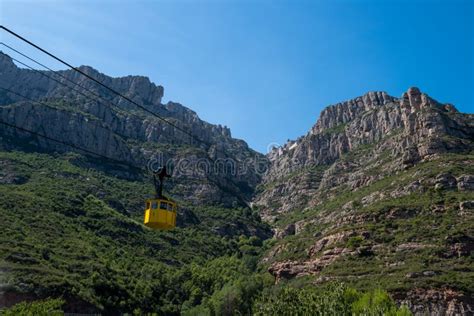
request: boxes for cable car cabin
[144,198,177,230]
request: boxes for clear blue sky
[1,0,473,153]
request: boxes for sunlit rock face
[254,87,472,219]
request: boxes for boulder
[435,173,457,190]
[457,175,474,191]
[274,223,295,239]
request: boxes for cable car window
[160,202,168,210]
[152,201,158,209]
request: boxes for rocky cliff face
[0,51,265,205]
[254,88,474,315]
[0,52,235,148]
[255,87,472,220]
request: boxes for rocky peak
[73,65,165,106]
[0,52,15,69]
[272,88,460,154]
[76,65,101,76]
[400,86,459,114]
[116,75,164,106]
[269,90,397,160]
[400,86,433,112]
[312,91,396,133]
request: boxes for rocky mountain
[0,51,265,206]
[255,88,472,219]
[254,88,474,314]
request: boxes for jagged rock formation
[0,51,265,205]
[254,87,473,315]
[255,87,473,220]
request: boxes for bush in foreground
[2,298,64,316]
[253,283,411,316]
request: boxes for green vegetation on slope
[2,283,412,316]
[2,149,470,313]
[254,283,411,315]
[0,149,416,315]
[1,298,64,316]
[0,150,271,314]
[263,152,474,295]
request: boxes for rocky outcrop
[254,87,473,218]
[395,288,474,316]
[442,235,474,258]
[0,102,134,162]
[273,224,295,239]
[457,175,474,191]
[268,247,355,283]
[312,91,396,133]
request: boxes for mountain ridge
[257,86,472,217]
[0,51,263,206]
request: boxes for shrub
[2,298,64,316]
[347,236,364,249]
[253,283,412,316]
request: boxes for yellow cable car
[144,198,177,230]
[144,166,177,230]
